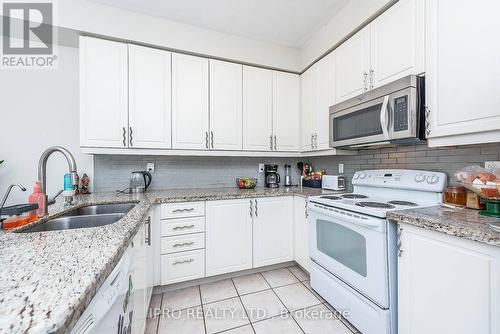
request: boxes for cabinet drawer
[161,202,205,219]
[161,249,205,285]
[161,233,205,254]
[161,217,205,236]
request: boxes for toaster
[322,175,346,191]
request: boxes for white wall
[58,0,301,72]
[300,0,395,68]
[0,45,93,206]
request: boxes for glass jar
[444,185,467,207]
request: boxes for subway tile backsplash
[93,143,500,192]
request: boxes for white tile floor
[146,265,361,334]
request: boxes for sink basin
[20,203,136,232]
[61,203,136,217]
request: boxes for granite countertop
[387,206,500,248]
[0,186,323,334]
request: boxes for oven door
[308,203,389,308]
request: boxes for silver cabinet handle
[254,199,258,217]
[205,131,209,148]
[211,131,214,148]
[122,127,126,147]
[250,199,253,218]
[397,225,403,257]
[172,208,195,213]
[144,216,151,246]
[172,224,195,230]
[310,134,313,149]
[369,68,374,89]
[305,199,308,218]
[363,72,368,91]
[173,241,195,248]
[173,258,194,265]
[314,134,317,150]
[129,126,133,146]
[274,135,277,151]
[269,135,273,150]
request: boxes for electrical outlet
[147,162,155,174]
[485,161,500,170]
[338,163,344,174]
[259,163,265,173]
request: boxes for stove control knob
[353,173,360,180]
[415,174,426,183]
[427,175,440,184]
[359,172,367,179]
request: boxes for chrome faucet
[38,146,78,213]
[0,184,26,215]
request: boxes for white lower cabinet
[161,249,205,285]
[253,197,294,267]
[293,197,309,272]
[206,199,253,276]
[398,224,500,334]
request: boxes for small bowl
[236,178,257,189]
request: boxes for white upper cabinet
[209,60,243,150]
[172,53,209,150]
[335,27,371,103]
[128,45,172,149]
[273,71,300,152]
[253,197,294,267]
[206,199,253,276]
[315,53,335,150]
[426,0,500,146]
[370,0,425,88]
[301,52,335,152]
[80,36,128,148]
[243,66,274,151]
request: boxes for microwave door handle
[380,95,390,140]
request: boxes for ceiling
[89,0,349,48]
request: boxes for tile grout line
[155,293,164,334]
[259,270,306,334]
[198,285,209,334]
[230,277,256,334]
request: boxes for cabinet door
[253,197,294,267]
[242,66,273,151]
[370,0,424,88]
[335,27,371,103]
[315,53,335,150]
[206,199,253,276]
[426,0,500,143]
[128,45,172,149]
[172,53,209,149]
[293,197,309,272]
[131,224,147,334]
[80,36,128,148]
[209,60,243,150]
[273,71,300,152]
[398,224,500,334]
[300,67,315,152]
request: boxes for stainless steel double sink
[22,203,137,232]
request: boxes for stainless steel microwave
[329,75,425,148]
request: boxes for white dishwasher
[71,246,134,334]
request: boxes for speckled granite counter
[0,187,323,334]
[387,206,500,248]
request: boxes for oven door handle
[380,95,390,140]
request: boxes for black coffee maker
[264,164,280,188]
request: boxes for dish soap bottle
[28,181,46,217]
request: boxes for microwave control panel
[393,95,408,131]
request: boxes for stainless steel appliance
[329,75,425,148]
[129,171,152,193]
[321,175,345,191]
[283,164,292,187]
[264,164,280,188]
[308,169,447,334]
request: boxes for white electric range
[308,169,447,334]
